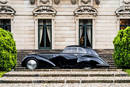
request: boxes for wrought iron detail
[33,5,57,16]
[115,6,130,17]
[0,5,16,15]
[74,5,97,16]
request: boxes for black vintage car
[22,45,109,70]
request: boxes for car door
[62,47,78,67]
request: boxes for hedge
[113,27,130,68]
[0,28,17,71]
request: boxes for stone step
[1,77,130,83]
[3,71,128,77]
[14,66,117,71]
[14,69,120,72]
[0,83,130,87]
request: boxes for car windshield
[85,48,99,57]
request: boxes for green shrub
[0,28,17,71]
[113,27,130,68]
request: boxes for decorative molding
[0,5,16,15]
[54,0,60,5]
[33,5,57,16]
[0,0,8,4]
[80,0,100,5]
[40,0,49,4]
[74,5,98,16]
[115,6,130,17]
[123,0,130,4]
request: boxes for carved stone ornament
[115,6,130,17]
[123,0,130,4]
[71,0,77,5]
[0,0,8,4]
[74,5,98,16]
[40,0,49,4]
[95,0,100,5]
[33,5,57,16]
[30,0,35,5]
[0,5,16,15]
[54,0,60,5]
[81,0,91,4]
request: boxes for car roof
[66,45,91,49]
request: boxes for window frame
[79,19,93,48]
[120,19,130,30]
[0,19,11,32]
[38,19,52,49]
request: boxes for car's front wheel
[26,59,38,70]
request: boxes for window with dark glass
[79,19,92,48]
[38,19,52,49]
[0,19,11,32]
[120,19,130,30]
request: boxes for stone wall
[1,0,122,50]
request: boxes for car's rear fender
[22,55,56,67]
[77,57,109,66]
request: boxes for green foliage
[0,71,7,77]
[113,27,130,68]
[124,69,130,76]
[0,28,17,71]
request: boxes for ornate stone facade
[0,5,16,15]
[33,5,57,16]
[116,0,130,17]
[74,5,97,16]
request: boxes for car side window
[62,47,78,53]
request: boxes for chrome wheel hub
[27,60,37,70]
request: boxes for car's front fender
[22,55,56,67]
